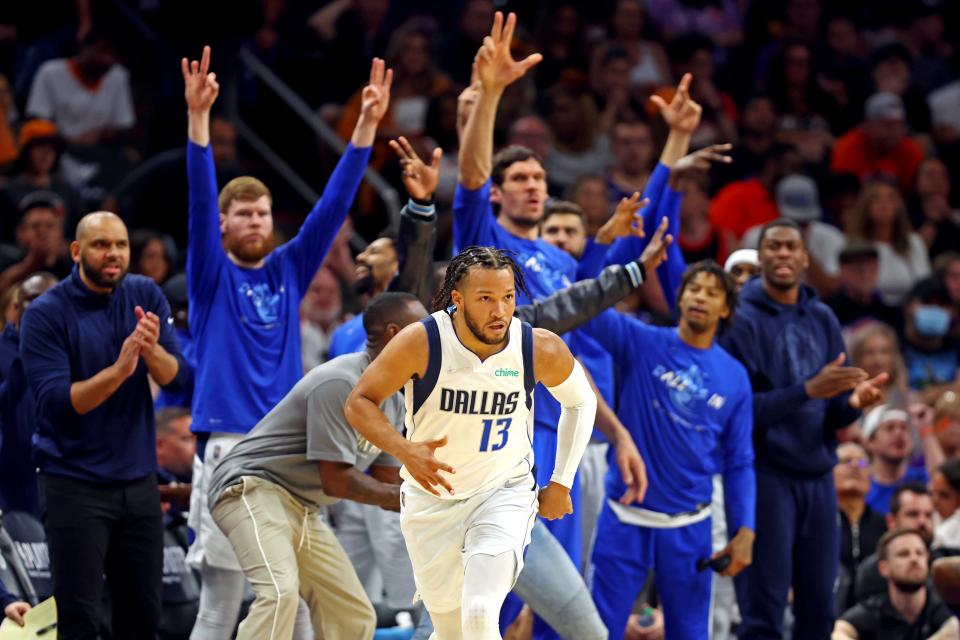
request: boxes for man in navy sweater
[19,211,185,640]
[719,219,886,639]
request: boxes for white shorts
[186,433,245,571]
[399,472,538,614]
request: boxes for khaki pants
[211,476,376,640]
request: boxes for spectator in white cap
[741,174,846,296]
[831,91,925,194]
[724,248,759,291]
[863,403,944,515]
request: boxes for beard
[892,577,926,593]
[224,234,274,263]
[81,254,127,289]
[462,305,509,346]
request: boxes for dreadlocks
[432,246,530,312]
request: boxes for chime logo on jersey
[438,388,519,415]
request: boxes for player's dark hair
[541,200,586,227]
[491,146,544,187]
[432,246,530,312]
[363,292,421,336]
[676,260,738,333]
[756,217,804,248]
[889,481,931,515]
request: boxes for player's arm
[458,11,541,189]
[534,328,597,520]
[585,364,647,504]
[714,388,756,578]
[285,59,389,290]
[317,461,400,510]
[344,323,457,496]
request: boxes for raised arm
[284,59,390,290]
[534,328,597,520]
[389,136,442,306]
[458,12,542,189]
[182,46,225,300]
[344,322,455,496]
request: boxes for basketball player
[345,247,597,640]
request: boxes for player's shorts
[399,471,538,614]
[186,432,245,571]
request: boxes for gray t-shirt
[207,352,403,510]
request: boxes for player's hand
[614,433,648,505]
[804,353,869,400]
[4,601,30,627]
[401,437,456,496]
[538,482,573,520]
[181,46,219,113]
[474,12,542,95]
[713,526,754,577]
[595,192,650,245]
[671,143,733,178]
[649,73,702,135]
[359,57,393,125]
[849,372,889,410]
[390,136,442,201]
[637,216,673,275]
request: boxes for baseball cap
[775,175,822,222]
[724,249,759,273]
[839,240,879,264]
[17,190,64,218]
[865,92,906,122]
[862,404,909,440]
[17,119,59,149]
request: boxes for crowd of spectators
[0,1,959,639]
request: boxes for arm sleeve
[514,262,643,335]
[305,378,361,464]
[722,382,756,533]
[653,184,686,311]
[546,360,598,488]
[152,285,187,392]
[186,142,227,304]
[453,181,497,252]
[391,199,437,308]
[19,306,79,423]
[283,144,373,293]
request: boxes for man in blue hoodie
[720,218,887,639]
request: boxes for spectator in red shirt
[831,92,925,195]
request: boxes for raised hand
[181,46,219,114]
[474,12,543,95]
[650,73,702,135]
[638,216,674,275]
[595,192,651,244]
[401,436,456,496]
[389,136,443,201]
[457,63,481,139]
[672,143,733,177]
[359,57,393,125]
[538,481,573,520]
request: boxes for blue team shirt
[584,312,756,532]
[186,141,370,433]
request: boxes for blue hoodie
[719,278,860,477]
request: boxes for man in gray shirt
[208,292,425,640]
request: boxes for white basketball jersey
[401,309,536,499]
